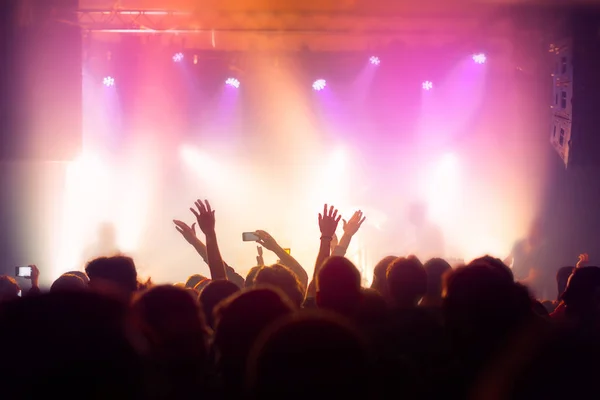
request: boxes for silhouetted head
[357,288,388,327]
[387,257,428,307]
[556,266,575,300]
[50,274,87,293]
[85,256,138,297]
[132,285,208,360]
[214,287,294,397]
[246,311,372,399]
[443,262,532,363]
[423,258,452,300]
[0,275,20,303]
[317,257,362,317]
[193,278,210,293]
[64,270,89,284]
[245,266,261,287]
[471,255,514,282]
[198,279,240,329]
[255,264,304,308]
[371,256,397,298]
[562,266,600,319]
[185,274,207,289]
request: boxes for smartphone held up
[15,266,32,278]
[242,232,259,242]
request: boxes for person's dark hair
[245,266,262,287]
[246,310,373,399]
[386,257,428,307]
[132,285,208,357]
[185,274,207,289]
[132,285,210,397]
[556,266,575,300]
[316,257,362,317]
[470,255,514,282]
[357,288,388,327]
[50,274,87,293]
[64,270,90,284]
[371,256,397,297]
[85,256,138,293]
[443,262,532,374]
[198,279,240,329]
[561,266,600,318]
[423,258,452,298]
[214,287,294,397]
[0,275,20,303]
[254,264,304,308]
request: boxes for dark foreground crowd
[1,200,599,399]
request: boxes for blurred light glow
[312,79,327,91]
[328,148,346,176]
[103,76,115,87]
[422,81,433,91]
[369,56,381,66]
[193,54,198,65]
[225,77,240,88]
[473,53,487,64]
[173,52,184,62]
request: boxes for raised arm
[332,210,366,257]
[255,230,308,288]
[173,220,209,262]
[190,199,227,281]
[306,204,341,299]
[174,218,244,287]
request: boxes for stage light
[312,79,326,91]
[473,53,487,64]
[422,81,433,90]
[103,76,115,87]
[193,54,198,65]
[225,77,240,88]
[369,56,380,65]
[173,52,184,62]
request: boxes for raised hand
[342,210,366,236]
[256,246,265,266]
[577,253,589,268]
[30,264,40,289]
[190,199,216,235]
[319,204,341,238]
[173,220,198,244]
[255,230,279,252]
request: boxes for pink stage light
[312,79,326,91]
[422,81,433,90]
[173,52,184,62]
[103,76,115,87]
[225,77,240,88]
[369,56,381,65]
[473,53,487,64]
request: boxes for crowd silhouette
[1,199,599,399]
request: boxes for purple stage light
[103,76,115,87]
[422,81,433,91]
[312,79,326,91]
[473,53,486,64]
[173,52,184,62]
[225,77,240,88]
[369,56,380,65]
